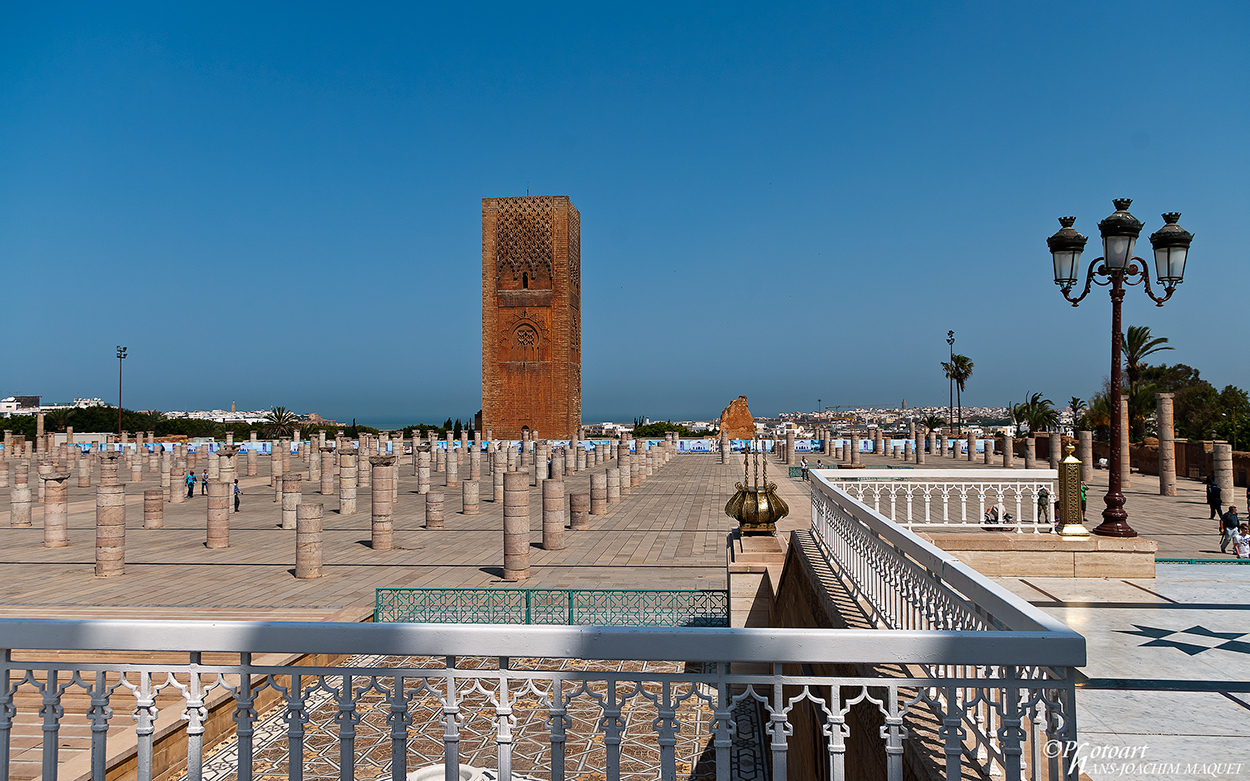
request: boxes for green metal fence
[375,588,730,626]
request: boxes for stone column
[37,459,52,502]
[95,479,125,574]
[436,444,446,474]
[144,489,164,529]
[43,472,71,545]
[281,475,303,530]
[606,467,621,504]
[462,480,480,515]
[915,433,925,464]
[217,445,240,511]
[785,430,796,465]
[849,433,859,465]
[170,459,186,504]
[161,452,172,491]
[589,472,607,515]
[492,450,505,502]
[966,431,975,462]
[281,438,291,475]
[720,431,730,464]
[207,480,230,548]
[0,462,7,489]
[618,450,632,496]
[1120,397,1132,488]
[983,439,993,464]
[309,442,321,483]
[10,462,32,527]
[207,450,220,480]
[1002,436,1015,468]
[575,441,586,471]
[369,455,396,550]
[295,502,323,579]
[445,446,458,488]
[503,472,530,580]
[1049,432,1062,470]
[339,451,357,515]
[1156,393,1176,496]
[470,446,482,481]
[359,447,372,489]
[903,441,912,461]
[542,478,566,550]
[1024,437,1036,469]
[248,433,259,476]
[320,446,336,494]
[425,491,445,529]
[1214,442,1234,514]
[569,491,589,530]
[270,447,283,491]
[78,456,91,488]
[417,449,431,495]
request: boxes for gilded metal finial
[725,432,789,536]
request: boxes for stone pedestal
[569,491,589,530]
[503,472,530,580]
[369,455,396,550]
[43,473,70,545]
[445,449,458,488]
[10,463,32,528]
[171,461,186,504]
[590,473,607,515]
[462,480,480,515]
[542,478,566,550]
[339,453,358,515]
[95,482,126,574]
[727,531,785,629]
[470,447,481,481]
[417,450,431,495]
[144,489,164,529]
[320,447,336,494]
[606,467,621,504]
[425,491,445,529]
[492,451,505,502]
[1024,437,1036,469]
[1214,442,1234,514]
[1002,437,1015,468]
[295,502,323,579]
[207,480,230,548]
[1156,394,1176,496]
[281,475,302,530]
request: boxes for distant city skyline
[3,4,1247,421]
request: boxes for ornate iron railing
[809,472,1084,779]
[375,588,730,627]
[0,618,1082,781]
[814,468,1059,532]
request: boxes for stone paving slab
[0,453,748,615]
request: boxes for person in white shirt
[1232,522,1250,559]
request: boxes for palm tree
[263,406,299,438]
[1017,392,1058,435]
[945,354,974,433]
[1122,325,1172,386]
[1068,397,1086,434]
[919,414,946,432]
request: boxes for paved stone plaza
[3,445,1247,779]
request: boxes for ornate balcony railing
[810,472,1084,779]
[814,468,1059,533]
[375,588,730,627]
[0,475,1083,781]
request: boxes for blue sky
[2,2,1247,426]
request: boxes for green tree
[262,406,299,438]
[1122,325,1173,386]
[919,414,946,431]
[1015,392,1058,435]
[940,354,975,433]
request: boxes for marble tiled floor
[997,564,1250,780]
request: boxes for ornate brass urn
[725,437,789,535]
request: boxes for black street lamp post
[1047,199,1192,538]
[116,346,127,437]
[946,330,955,433]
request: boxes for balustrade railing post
[1,650,13,781]
[234,653,255,781]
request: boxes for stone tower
[481,195,581,439]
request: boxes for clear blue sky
[3,2,1247,426]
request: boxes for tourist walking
[233,479,241,512]
[1080,482,1088,520]
[186,470,196,498]
[200,470,208,495]
[1037,486,1051,525]
[1232,522,1250,559]
[1206,476,1222,519]
[1220,505,1240,554]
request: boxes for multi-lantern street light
[1047,198,1193,538]
[116,346,127,437]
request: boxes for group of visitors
[1208,476,1250,558]
[183,469,242,511]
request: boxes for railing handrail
[813,468,1058,480]
[0,618,1085,666]
[810,471,1082,642]
[374,586,727,594]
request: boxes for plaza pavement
[2,448,1247,779]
